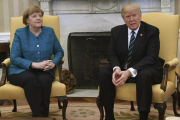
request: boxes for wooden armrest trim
[160,64,169,92]
[0,63,8,86]
[58,60,64,83]
[175,65,180,93]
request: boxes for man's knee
[99,67,111,75]
[136,69,153,84]
[98,68,112,81]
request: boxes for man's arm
[108,28,121,69]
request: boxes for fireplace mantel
[38,0,173,15]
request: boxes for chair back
[10,15,60,77]
[142,12,179,83]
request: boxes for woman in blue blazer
[8,6,64,117]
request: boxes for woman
[8,6,64,117]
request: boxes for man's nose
[130,16,134,21]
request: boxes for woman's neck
[29,26,42,37]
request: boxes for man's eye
[133,14,137,17]
[126,16,130,19]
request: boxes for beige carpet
[0,102,179,120]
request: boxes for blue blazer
[9,26,64,77]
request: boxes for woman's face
[26,12,43,29]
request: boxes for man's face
[123,9,141,30]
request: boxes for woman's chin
[35,25,42,28]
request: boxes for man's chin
[130,26,138,30]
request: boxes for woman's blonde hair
[121,3,141,17]
[23,6,44,26]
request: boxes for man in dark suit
[98,3,164,120]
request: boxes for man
[98,3,164,120]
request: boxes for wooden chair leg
[0,100,5,106]
[58,96,68,120]
[12,99,17,112]
[96,96,104,120]
[130,101,135,111]
[171,91,180,116]
[0,100,5,116]
[58,99,63,109]
[154,102,166,120]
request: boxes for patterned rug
[0,102,179,120]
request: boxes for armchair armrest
[2,58,11,67]
[167,58,179,66]
[61,57,65,63]
[0,58,11,86]
[161,58,179,92]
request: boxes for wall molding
[38,0,173,15]
[0,32,10,43]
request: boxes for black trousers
[98,67,159,113]
[9,70,54,117]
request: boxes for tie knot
[131,31,135,35]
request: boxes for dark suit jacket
[108,21,164,83]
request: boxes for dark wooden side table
[0,42,10,58]
[0,42,10,68]
[175,65,180,107]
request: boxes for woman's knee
[21,72,41,91]
[37,72,53,88]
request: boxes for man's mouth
[130,23,136,26]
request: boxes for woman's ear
[26,18,29,24]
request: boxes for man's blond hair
[121,3,141,17]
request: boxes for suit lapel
[131,22,145,60]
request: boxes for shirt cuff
[128,67,137,77]
[113,66,121,72]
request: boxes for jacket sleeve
[10,30,32,70]
[51,29,64,66]
[108,28,121,69]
